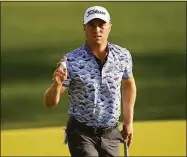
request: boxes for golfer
[44,6,136,157]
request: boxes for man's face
[84,18,112,45]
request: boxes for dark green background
[1,2,186,130]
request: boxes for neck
[86,41,108,54]
[86,41,108,62]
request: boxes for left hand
[121,123,133,148]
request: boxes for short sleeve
[122,50,133,79]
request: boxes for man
[44,6,136,157]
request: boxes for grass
[1,120,186,156]
[1,2,185,53]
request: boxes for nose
[95,26,100,32]
[91,24,101,32]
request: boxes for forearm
[44,82,62,108]
[122,78,136,125]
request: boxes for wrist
[123,117,133,126]
[123,122,133,127]
[123,123,133,131]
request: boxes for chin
[94,40,103,45]
[88,39,104,45]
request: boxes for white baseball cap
[83,6,111,24]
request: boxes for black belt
[70,116,118,135]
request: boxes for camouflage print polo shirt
[62,43,133,128]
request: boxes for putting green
[1,120,186,156]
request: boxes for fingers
[122,124,133,147]
[121,129,129,140]
[53,58,68,85]
[55,62,67,72]
[123,136,132,148]
[63,67,67,73]
[121,130,133,148]
[53,69,67,77]
[127,134,132,147]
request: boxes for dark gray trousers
[66,117,123,157]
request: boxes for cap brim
[84,15,110,24]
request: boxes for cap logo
[86,9,106,17]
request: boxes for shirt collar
[83,42,111,56]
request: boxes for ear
[109,23,112,32]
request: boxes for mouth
[93,35,102,39]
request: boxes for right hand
[53,58,67,85]
[121,123,133,148]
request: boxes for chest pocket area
[104,64,124,85]
[105,64,123,75]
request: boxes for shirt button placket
[101,65,106,85]
[93,84,99,114]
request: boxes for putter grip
[124,142,128,157]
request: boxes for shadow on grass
[1,46,186,130]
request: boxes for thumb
[127,133,132,147]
